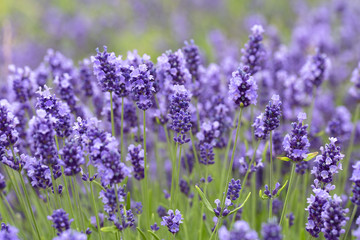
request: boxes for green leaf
[259,189,268,200]
[275,179,288,198]
[277,156,291,162]
[126,192,131,210]
[93,180,106,191]
[148,230,161,240]
[304,152,318,162]
[228,192,251,216]
[195,185,214,213]
[100,226,118,233]
[136,227,148,240]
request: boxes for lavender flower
[59,140,85,176]
[126,144,145,180]
[150,223,160,232]
[48,209,73,235]
[91,46,123,93]
[0,223,20,240]
[0,99,19,148]
[157,50,191,86]
[351,161,360,205]
[261,220,282,240]
[53,229,87,240]
[8,65,34,103]
[161,209,183,234]
[79,59,94,97]
[283,112,310,163]
[321,195,349,240]
[169,85,192,144]
[99,186,126,218]
[199,143,215,165]
[263,95,282,132]
[306,188,331,238]
[226,179,242,201]
[301,50,330,91]
[90,213,104,229]
[54,73,80,116]
[114,206,135,232]
[241,25,266,75]
[130,64,155,111]
[133,202,143,215]
[326,106,352,143]
[349,62,360,100]
[253,113,267,140]
[218,220,258,240]
[228,66,258,108]
[23,154,53,189]
[183,40,201,81]
[214,199,232,217]
[311,137,344,184]
[179,179,190,196]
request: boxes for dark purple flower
[351,161,360,205]
[183,40,201,82]
[326,106,352,143]
[161,209,183,234]
[99,186,126,218]
[199,143,215,165]
[150,222,160,231]
[301,50,330,91]
[219,220,258,240]
[321,195,349,240]
[126,144,144,181]
[157,206,167,218]
[48,209,73,235]
[228,66,258,108]
[241,25,266,75]
[283,112,310,163]
[8,65,34,103]
[263,95,282,132]
[59,140,85,176]
[0,100,19,148]
[214,198,232,217]
[226,179,242,201]
[0,223,19,240]
[261,220,282,240]
[53,229,87,240]
[179,179,190,196]
[133,202,143,215]
[286,213,295,227]
[311,137,344,184]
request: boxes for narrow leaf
[148,230,161,240]
[126,192,131,210]
[275,179,288,197]
[304,152,318,162]
[137,227,148,240]
[195,185,214,213]
[101,226,118,233]
[229,192,251,216]
[277,156,291,162]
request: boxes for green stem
[342,103,360,190]
[143,110,150,232]
[170,142,178,209]
[269,131,274,219]
[110,91,116,137]
[221,107,243,206]
[120,96,125,162]
[343,205,358,240]
[176,145,183,206]
[209,218,221,240]
[280,163,296,225]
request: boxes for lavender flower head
[59,141,85,176]
[0,223,20,240]
[306,188,331,238]
[263,95,282,132]
[48,209,73,235]
[261,220,282,240]
[253,113,267,140]
[91,46,124,93]
[353,216,360,240]
[241,24,266,75]
[161,209,183,234]
[183,40,201,81]
[326,106,352,143]
[53,229,87,240]
[218,220,258,240]
[8,65,34,103]
[157,49,191,86]
[350,161,360,205]
[99,186,126,218]
[311,137,344,184]
[282,112,310,163]
[301,50,331,91]
[227,178,242,201]
[228,66,258,108]
[0,99,19,148]
[126,144,145,181]
[321,195,349,240]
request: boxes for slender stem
[142,110,150,232]
[110,91,116,137]
[299,171,309,235]
[221,107,243,206]
[343,205,358,240]
[170,142,178,209]
[120,96,125,162]
[269,131,274,219]
[251,172,256,228]
[176,145,183,206]
[18,171,42,240]
[342,103,360,190]
[209,218,222,240]
[280,163,296,225]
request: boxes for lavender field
[1,0,360,239]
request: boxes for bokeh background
[0,0,333,75]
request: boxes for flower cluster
[126,144,145,181]
[161,209,183,234]
[48,209,73,235]
[59,140,85,176]
[8,65,34,103]
[351,161,360,205]
[226,178,242,201]
[183,40,201,81]
[261,220,282,240]
[219,220,258,240]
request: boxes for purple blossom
[263,95,282,132]
[218,220,258,240]
[78,59,95,98]
[321,195,349,240]
[227,179,242,201]
[349,62,360,100]
[161,209,183,234]
[48,209,73,235]
[214,198,232,217]
[228,66,258,108]
[0,223,20,240]
[199,143,215,165]
[150,222,160,232]
[99,186,126,218]
[53,229,87,240]
[311,137,344,184]
[179,179,190,196]
[0,100,19,149]
[351,161,360,205]
[126,144,145,181]
[8,65,34,103]
[241,24,266,75]
[261,220,282,240]
[326,106,352,143]
[183,40,201,81]
[59,140,85,176]
[283,112,310,163]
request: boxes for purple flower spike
[48,209,73,235]
[228,66,258,108]
[161,209,183,234]
[351,161,360,205]
[126,144,145,181]
[219,220,258,240]
[183,40,201,82]
[261,219,282,240]
[53,229,87,240]
[0,223,20,240]
[226,179,242,201]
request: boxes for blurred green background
[0,0,321,68]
